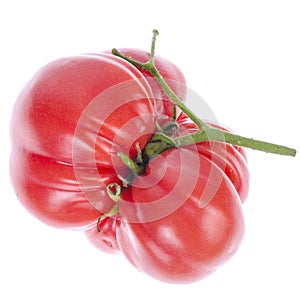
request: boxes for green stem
[175,128,297,156]
[112,43,204,130]
[112,30,296,158]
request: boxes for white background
[1,0,299,299]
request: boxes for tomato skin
[85,218,120,254]
[176,112,250,203]
[11,54,154,163]
[116,147,245,284]
[105,48,186,117]
[10,53,156,229]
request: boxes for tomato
[10,53,156,229]
[105,48,186,117]
[85,218,120,254]
[10,46,249,283]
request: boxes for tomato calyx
[116,115,180,177]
